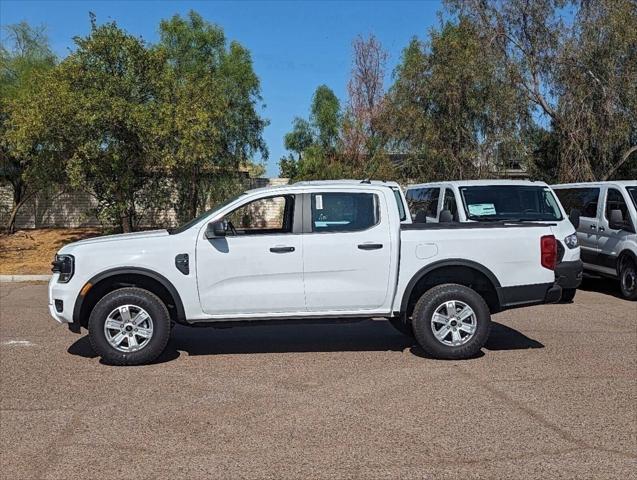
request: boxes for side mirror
[205,219,227,239]
[609,209,624,230]
[439,209,453,223]
[568,208,581,229]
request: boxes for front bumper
[555,260,583,290]
[48,274,76,325]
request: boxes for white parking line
[1,340,36,347]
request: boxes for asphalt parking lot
[1,280,635,479]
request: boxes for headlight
[51,254,74,283]
[564,233,578,249]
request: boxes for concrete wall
[0,178,290,230]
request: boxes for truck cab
[552,181,637,300]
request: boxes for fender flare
[73,267,187,324]
[399,258,503,314]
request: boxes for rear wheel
[411,284,491,359]
[560,288,577,303]
[619,257,637,300]
[88,287,171,365]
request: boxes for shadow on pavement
[67,319,543,364]
[578,276,623,300]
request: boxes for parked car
[552,181,637,300]
[405,180,582,302]
[50,180,565,365]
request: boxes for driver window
[605,188,628,225]
[226,195,295,235]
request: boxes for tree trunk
[5,184,30,234]
[602,146,637,181]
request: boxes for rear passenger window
[554,188,600,218]
[406,187,440,222]
[311,193,379,232]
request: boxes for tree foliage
[2,11,268,232]
[1,22,56,232]
[157,11,268,221]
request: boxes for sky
[1,0,445,176]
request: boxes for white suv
[553,181,637,300]
[405,180,583,302]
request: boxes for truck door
[597,187,632,273]
[196,193,306,316]
[302,190,392,311]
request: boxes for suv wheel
[88,287,171,365]
[619,257,637,300]
[411,284,491,359]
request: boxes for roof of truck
[245,179,402,195]
[407,179,549,189]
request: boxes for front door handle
[590,225,597,230]
[269,246,295,253]
[358,243,383,250]
[598,226,605,232]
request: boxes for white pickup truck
[49,180,563,365]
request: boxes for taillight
[540,235,557,270]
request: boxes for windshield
[626,186,637,209]
[459,186,563,222]
[169,193,246,234]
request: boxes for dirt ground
[1,280,635,479]
[0,228,102,274]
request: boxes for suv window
[554,188,599,218]
[226,195,295,235]
[405,187,440,222]
[460,186,563,221]
[443,188,458,221]
[311,192,379,232]
[605,188,629,225]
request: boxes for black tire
[560,288,577,303]
[88,287,171,366]
[411,283,491,360]
[387,317,414,338]
[619,257,637,301]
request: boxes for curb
[0,275,51,283]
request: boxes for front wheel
[411,284,491,360]
[88,287,171,365]
[619,257,637,300]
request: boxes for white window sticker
[315,194,323,210]
[468,203,496,216]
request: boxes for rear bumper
[498,282,562,310]
[555,260,583,290]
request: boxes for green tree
[279,85,342,179]
[157,11,268,221]
[0,22,56,232]
[383,17,530,181]
[53,16,165,232]
[449,0,637,181]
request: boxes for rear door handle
[598,226,605,232]
[358,243,383,250]
[590,225,597,230]
[269,246,295,253]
